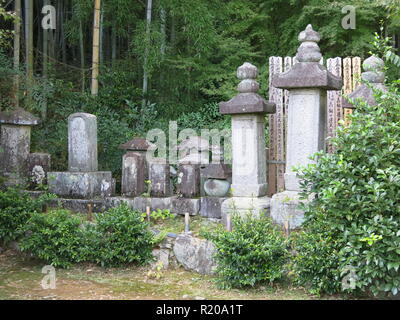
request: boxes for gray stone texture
[342,55,387,109]
[47,171,113,199]
[68,113,98,172]
[121,151,148,197]
[173,234,217,275]
[200,197,227,219]
[272,25,342,91]
[177,164,201,198]
[270,191,310,230]
[149,162,171,197]
[171,197,200,215]
[203,178,230,197]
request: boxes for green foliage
[292,84,400,297]
[84,204,154,267]
[0,188,56,244]
[205,214,288,289]
[20,209,85,268]
[143,208,175,222]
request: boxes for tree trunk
[79,20,85,92]
[91,0,101,95]
[24,0,34,107]
[142,0,153,107]
[111,21,117,67]
[13,0,21,108]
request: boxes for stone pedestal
[219,62,275,220]
[47,171,113,199]
[0,108,39,186]
[48,113,113,199]
[270,25,342,229]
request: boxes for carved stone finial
[361,56,385,83]
[296,24,322,63]
[237,62,260,93]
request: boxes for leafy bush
[205,214,288,289]
[86,204,154,267]
[20,209,85,268]
[292,84,400,297]
[0,188,56,244]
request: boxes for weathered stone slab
[121,151,147,197]
[49,198,107,213]
[68,113,98,172]
[0,124,32,185]
[149,162,171,197]
[221,196,271,226]
[200,197,227,219]
[132,196,175,212]
[270,191,310,230]
[173,234,217,275]
[171,197,200,215]
[47,171,113,199]
[177,164,200,198]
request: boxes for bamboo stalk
[91,0,101,95]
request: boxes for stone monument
[47,113,113,198]
[0,108,39,186]
[270,24,343,229]
[219,62,276,220]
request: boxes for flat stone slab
[49,198,107,213]
[270,191,311,230]
[171,197,200,215]
[221,196,271,226]
[132,196,175,212]
[200,197,227,219]
[173,234,217,275]
[47,171,113,199]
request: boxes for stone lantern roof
[219,62,276,115]
[119,137,154,151]
[342,55,387,109]
[272,24,343,90]
[0,107,39,126]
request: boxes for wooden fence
[267,56,362,196]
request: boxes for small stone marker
[68,113,98,172]
[120,137,152,197]
[184,212,190,233]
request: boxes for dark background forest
[0,0,399,181]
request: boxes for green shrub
[0,188,56,244]
[20,209,85,268]
[292,84,400,297]
[86,204,154,267]
[205,214,288,289]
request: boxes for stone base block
[231,183,268,197]
[270,191,309,230]
[47,171,113,199]
[200,197,227,219]
[171,197,200,215]
[221,196,271,226]
[132,196,175,213]
[49,198,107,213]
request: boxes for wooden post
[184,212,190,233]
[226,214,232,232]
[146,206,151,222]
[88,203,93,221]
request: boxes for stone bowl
[204,178,230,197]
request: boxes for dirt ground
[0,250,341,300]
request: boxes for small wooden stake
[88,203,93,222]
[184,212,190,233]
[146,206,151,222]
[226,214,232,232]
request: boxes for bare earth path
[0,250,333,300]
